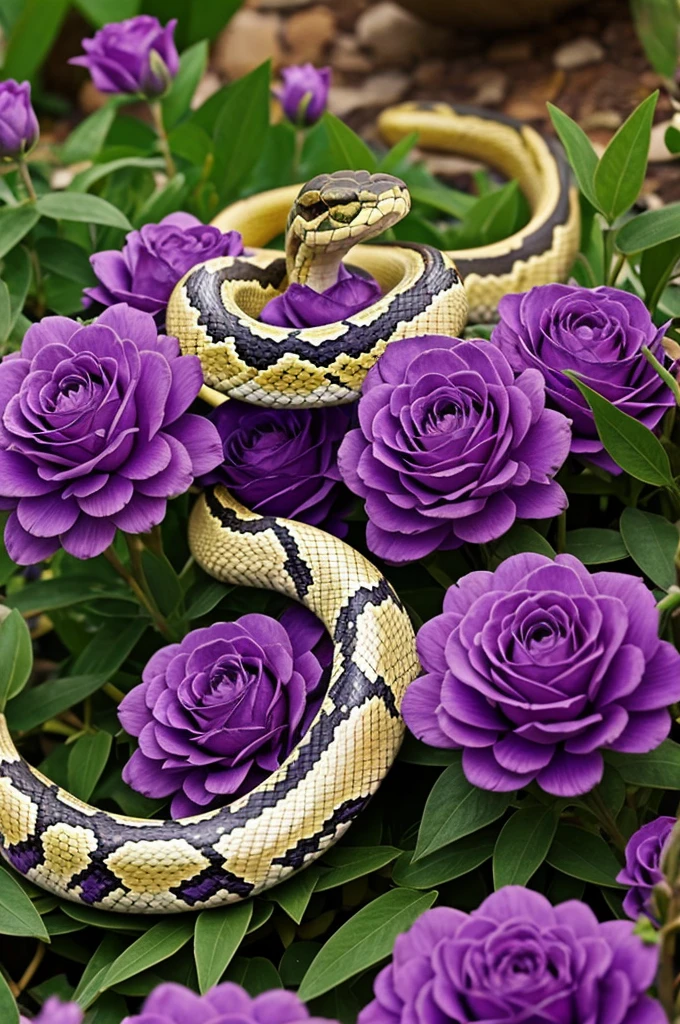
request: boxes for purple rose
[274,64,331,125]
[260,264,381,328]
[403,553,680,796]
[85,213,244,322]
[0,80,39,161]
[70,15,179,98]
[0,304,222,565]
[122,981,337,1024]
[199,400,353,537]
[119,606,332,817]
[492,284,674,473]
[359,889,665,1024]
[338,335,571,564]
[617,816,675,921]
[20,997,83,1024]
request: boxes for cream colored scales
[0,104,578,913]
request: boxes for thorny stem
[103,544,171,639]
[9,942,45,997]
[16,159,37,202]
[149,100,176,179]
[583,788,627,854]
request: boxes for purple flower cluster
[492,285,674,473]
[274,64,330,126]
[617,816,675,921]
[403,553,680,796]
[121,981,336,1024]
[338,336,571,564]
[86,213,243,322]
[0,80,39,161]
[20,997,82,1024]
[200,400,352,536]
[359,890,665,1024]
[260,264,381,328]
[0,304,222,564]
[119,607,331,817]
[70,15,179,98]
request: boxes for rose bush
[338,336,571,563]
[403,553,680,795]
[118,606,331,816]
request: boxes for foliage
[2,9,680,1024]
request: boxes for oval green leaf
[194,901,253,994]
[606,739,680,788]
[0,868,49,940]
[565,528,627,565]
[547,103,599,209]
[67,731,112,802]
[493,806,558,889]
[0,609,33,710]
[35,193,132,231]
[96,919,195,998]
[0,204,40,261]
[298,888,437,1002]
[546,824,624,887]
[593,92,657,223]
[393,829,496,889]
[620,506,679,590]
[316,847,401,892]
[616,201,680,254]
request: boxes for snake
[0,103,579,914]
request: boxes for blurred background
[0,0,677,205]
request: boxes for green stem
[583,788,627,854]
[607,252,626,288]
[555,510,567,554]
[292,127,305,181]
[657,589,680,614]
[103,682,126,704]
[149,100,176,179]
[41,719,78,737]
[17,159,36,202]
[103,544,171,639]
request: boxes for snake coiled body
[0,105,579,913]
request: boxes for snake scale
[0,102,578,913]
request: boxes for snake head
[287,170,411,253]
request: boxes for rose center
[203,655,261,705]
[421,393,479,435]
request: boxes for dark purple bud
[69,16,180,99]
[274,64,330,126]
[0,80,39,161]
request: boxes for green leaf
[379,131,419,173]
[493,806,558,889]
[666,124,680,155]
[3,246,31,334]
[321,112,378,173]
[593,93,658,223]
[279,942,322,988]
[67,731,112,802]
[133,172,189,226]
[630,0,679,77]
[298,888,437,1001]
[0,971,19,1024]
[0,868,49,939]
[493,524,556,561]
[83,991,129,1024]
[642,345,680,405]
[452,180,529,248]
[0,609,33,710]
[398,734,460,766]
[640,238,680,310]
[141,550,184,617]
[7,674,106,732]
[316,847,401,892]
[0,279,11,344]
[74,0,140,27]
[225,956,282,996]
[392,830,496,889]
[194,901,253,994]
[564,371,674,486]
[60,104,118,164]
[97,920,195,999]
[547,104,599,209]
[565,528,628,564]
[73,934,128,1008]
[69,157,164,195]
[407,182,475,220]
[415,758,513,861]
[34,238,96,288]
[185,579,234,619]
[212,62,271,202]
[72,617,148,677]
[266,868,321,924]
[36,193,132,231]
[0,204,40,260]
[616,201,680,254]
[2,0,69,81]
[6,576,132,615]
[620,506,678,589]
[547,824,624,887]
[606,739,680,788]
[163,41,209,129]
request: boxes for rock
[284,5,335,63]
[412,58,447,90]
[580,110,623,131]
[214,9,282,80]
[332,34,372,75]
[649,118,680,163]
[553,37,604,70]
[486,39,532,64]
[355,1,431,66]
[469,69,508,107]
[504,72,564,121]
[328,70,410,117]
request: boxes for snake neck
[285,233,350,293]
